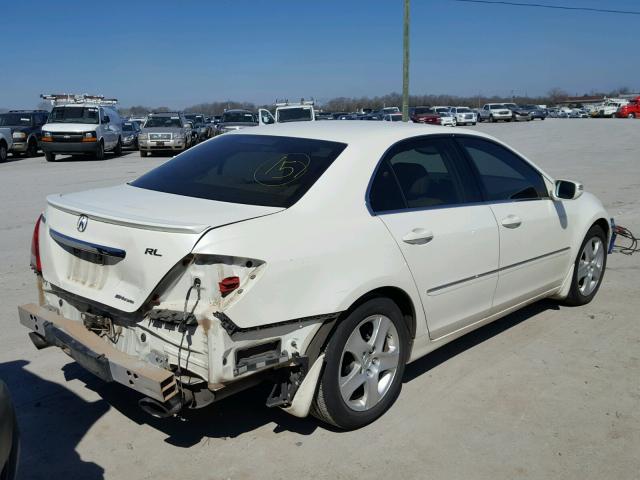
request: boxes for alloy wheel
[338,315,400,411]
[577,236,605,296]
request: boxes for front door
[456,136,572,312]
[369,136,500,339]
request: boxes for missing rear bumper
[18,303,178,403]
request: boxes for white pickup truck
[598,99,629,118]
[0,127,13,162]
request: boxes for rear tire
[45,151,56,162]
[0,141,7,162]
[311,298,409,430]
[139,150,148,157]
[113,138,122,156]
[564,225,607,306]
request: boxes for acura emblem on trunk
[77,215,88,232]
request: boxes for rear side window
[369,161,406,212]
[131,134,347,208]
[385,138,475,209]
[457,137,548,201]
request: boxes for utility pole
[402,0,410,122]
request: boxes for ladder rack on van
[274,98,315,107]
[40,94,118,106]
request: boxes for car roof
[227,121,554,181]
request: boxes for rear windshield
[131,134,347,208]
[277,108,313,122]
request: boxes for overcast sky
[1,0,638,109]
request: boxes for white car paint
[19,122,610,423]
[449,107,477,126]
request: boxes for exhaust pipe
[138,391,190,419]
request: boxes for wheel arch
[304,286,417,364]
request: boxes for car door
[456,136,572,312]
[99,108,114,148]
[258,109,275,126]
[369,136,500,339]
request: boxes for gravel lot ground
[1,119,639,480]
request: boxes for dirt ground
[0,119,638,479]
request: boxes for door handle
[501,215,522,229]
[402,228,434,245]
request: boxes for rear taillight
[219,276,240,297]
[30,214,43,273]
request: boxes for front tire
[45,151,56,162]
[0,142,7,162]
[113,137,122,156]
[139,150,148,157]
[564,225,607,306]
[95,141,104,160]
[312,298,409,430]
[26,138,38,157]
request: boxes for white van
[40,94,123,162]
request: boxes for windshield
[389,115,402,122]
[276,107,313,122]
[222,111,256,123]
[0,113,32,126]
[122,123,135,132]
[490,104,506,109]
[144,116,182,128]
[434,107,449,113]
[131,134,347,208]
[456,107,471,113]
[49,107,99,124]
[382,107,400,113]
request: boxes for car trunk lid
[40,184,282,312]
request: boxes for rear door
[456,136,572,311]
[370,136,500,339]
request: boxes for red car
[616,97,640,118]
[409,106,441,125]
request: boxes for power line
[451,0,640,16]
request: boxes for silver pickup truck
[0,127,13,162]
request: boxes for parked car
[40,97,123,162]
[409,106,440,125]
[518,104,546,120]
[382,113,403,122]
[138,112,192,156]
[0,380,19,480]
[503,103,532,122]
[0,128,12,163]
[449,106,477,126]
[478,104,512,122]
[216,109,275,135]
[616,96,640,118]
[0,110,48,157]
[438,111,457,126]
[18,122,611,430]
[185,114,210,141]
[121,121,141,150]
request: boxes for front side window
[0,114,32,126]
[131,134,347,208]
[457,137,548,201]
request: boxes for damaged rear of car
[19,133,351,419]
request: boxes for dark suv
[0,110,49,157]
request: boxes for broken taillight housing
[219,276,240,297]
[30,214,43,273]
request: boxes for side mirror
[102,116,110,124]
[552,180,583,200]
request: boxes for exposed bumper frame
[18,303,178,403]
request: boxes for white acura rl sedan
[19,122,610,429]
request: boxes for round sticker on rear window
[254,153,310,186]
